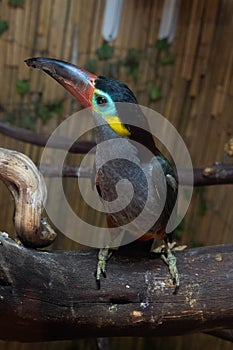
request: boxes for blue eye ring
[96,96,108,106]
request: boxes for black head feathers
[95,76,138,104]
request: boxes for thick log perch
[0,146,233,343]
[0,233,233,342]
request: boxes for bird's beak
[25,57,97,108]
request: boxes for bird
[25,57,179,293]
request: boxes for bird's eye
[96,96,108,106]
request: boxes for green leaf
[3,113,15,124]
[174,219,185,239]
[0,20,9,36]
[124,48,141,80]
[84,59,98,73]
[8,0,25,6]
[96,41,114,60]
[195,187,208,215]
[125,65,139,80]
[161,52,175,65]
[38,106,52,124]
[125,48,141,61]
[15,80,30,95]
[51,101,63,114]
[38,101,63,124]
[149,84,162,101]
[22,115,36,130]
[191,241,204,248]
[155,38,169,51]
[105,61,122,78]
[124,48,141,67]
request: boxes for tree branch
[39,163,233,187]
[0,121,95,154]
[39,163,94,178]
[1,121,233,186]
[0,147,56,247]
[180,163,233,186]
[0,233,232,342]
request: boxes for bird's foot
[95,248,112,289]
[161,242,180,294]
[152,241,186,254]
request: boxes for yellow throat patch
[105,116,131,137]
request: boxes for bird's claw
[161,242,180,294]
[95,248,111,289]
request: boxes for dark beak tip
[24,57,39,68]
[24,57,96,107]
[25,57,50,70]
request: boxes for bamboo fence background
[0,0,233,349]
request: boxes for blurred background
[0,0,232,349]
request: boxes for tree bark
[0,233,233,343]
[0,148,56,247]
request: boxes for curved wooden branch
[0,148,56,247]
[0,233,232,342]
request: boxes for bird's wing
[152,156,178,225]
